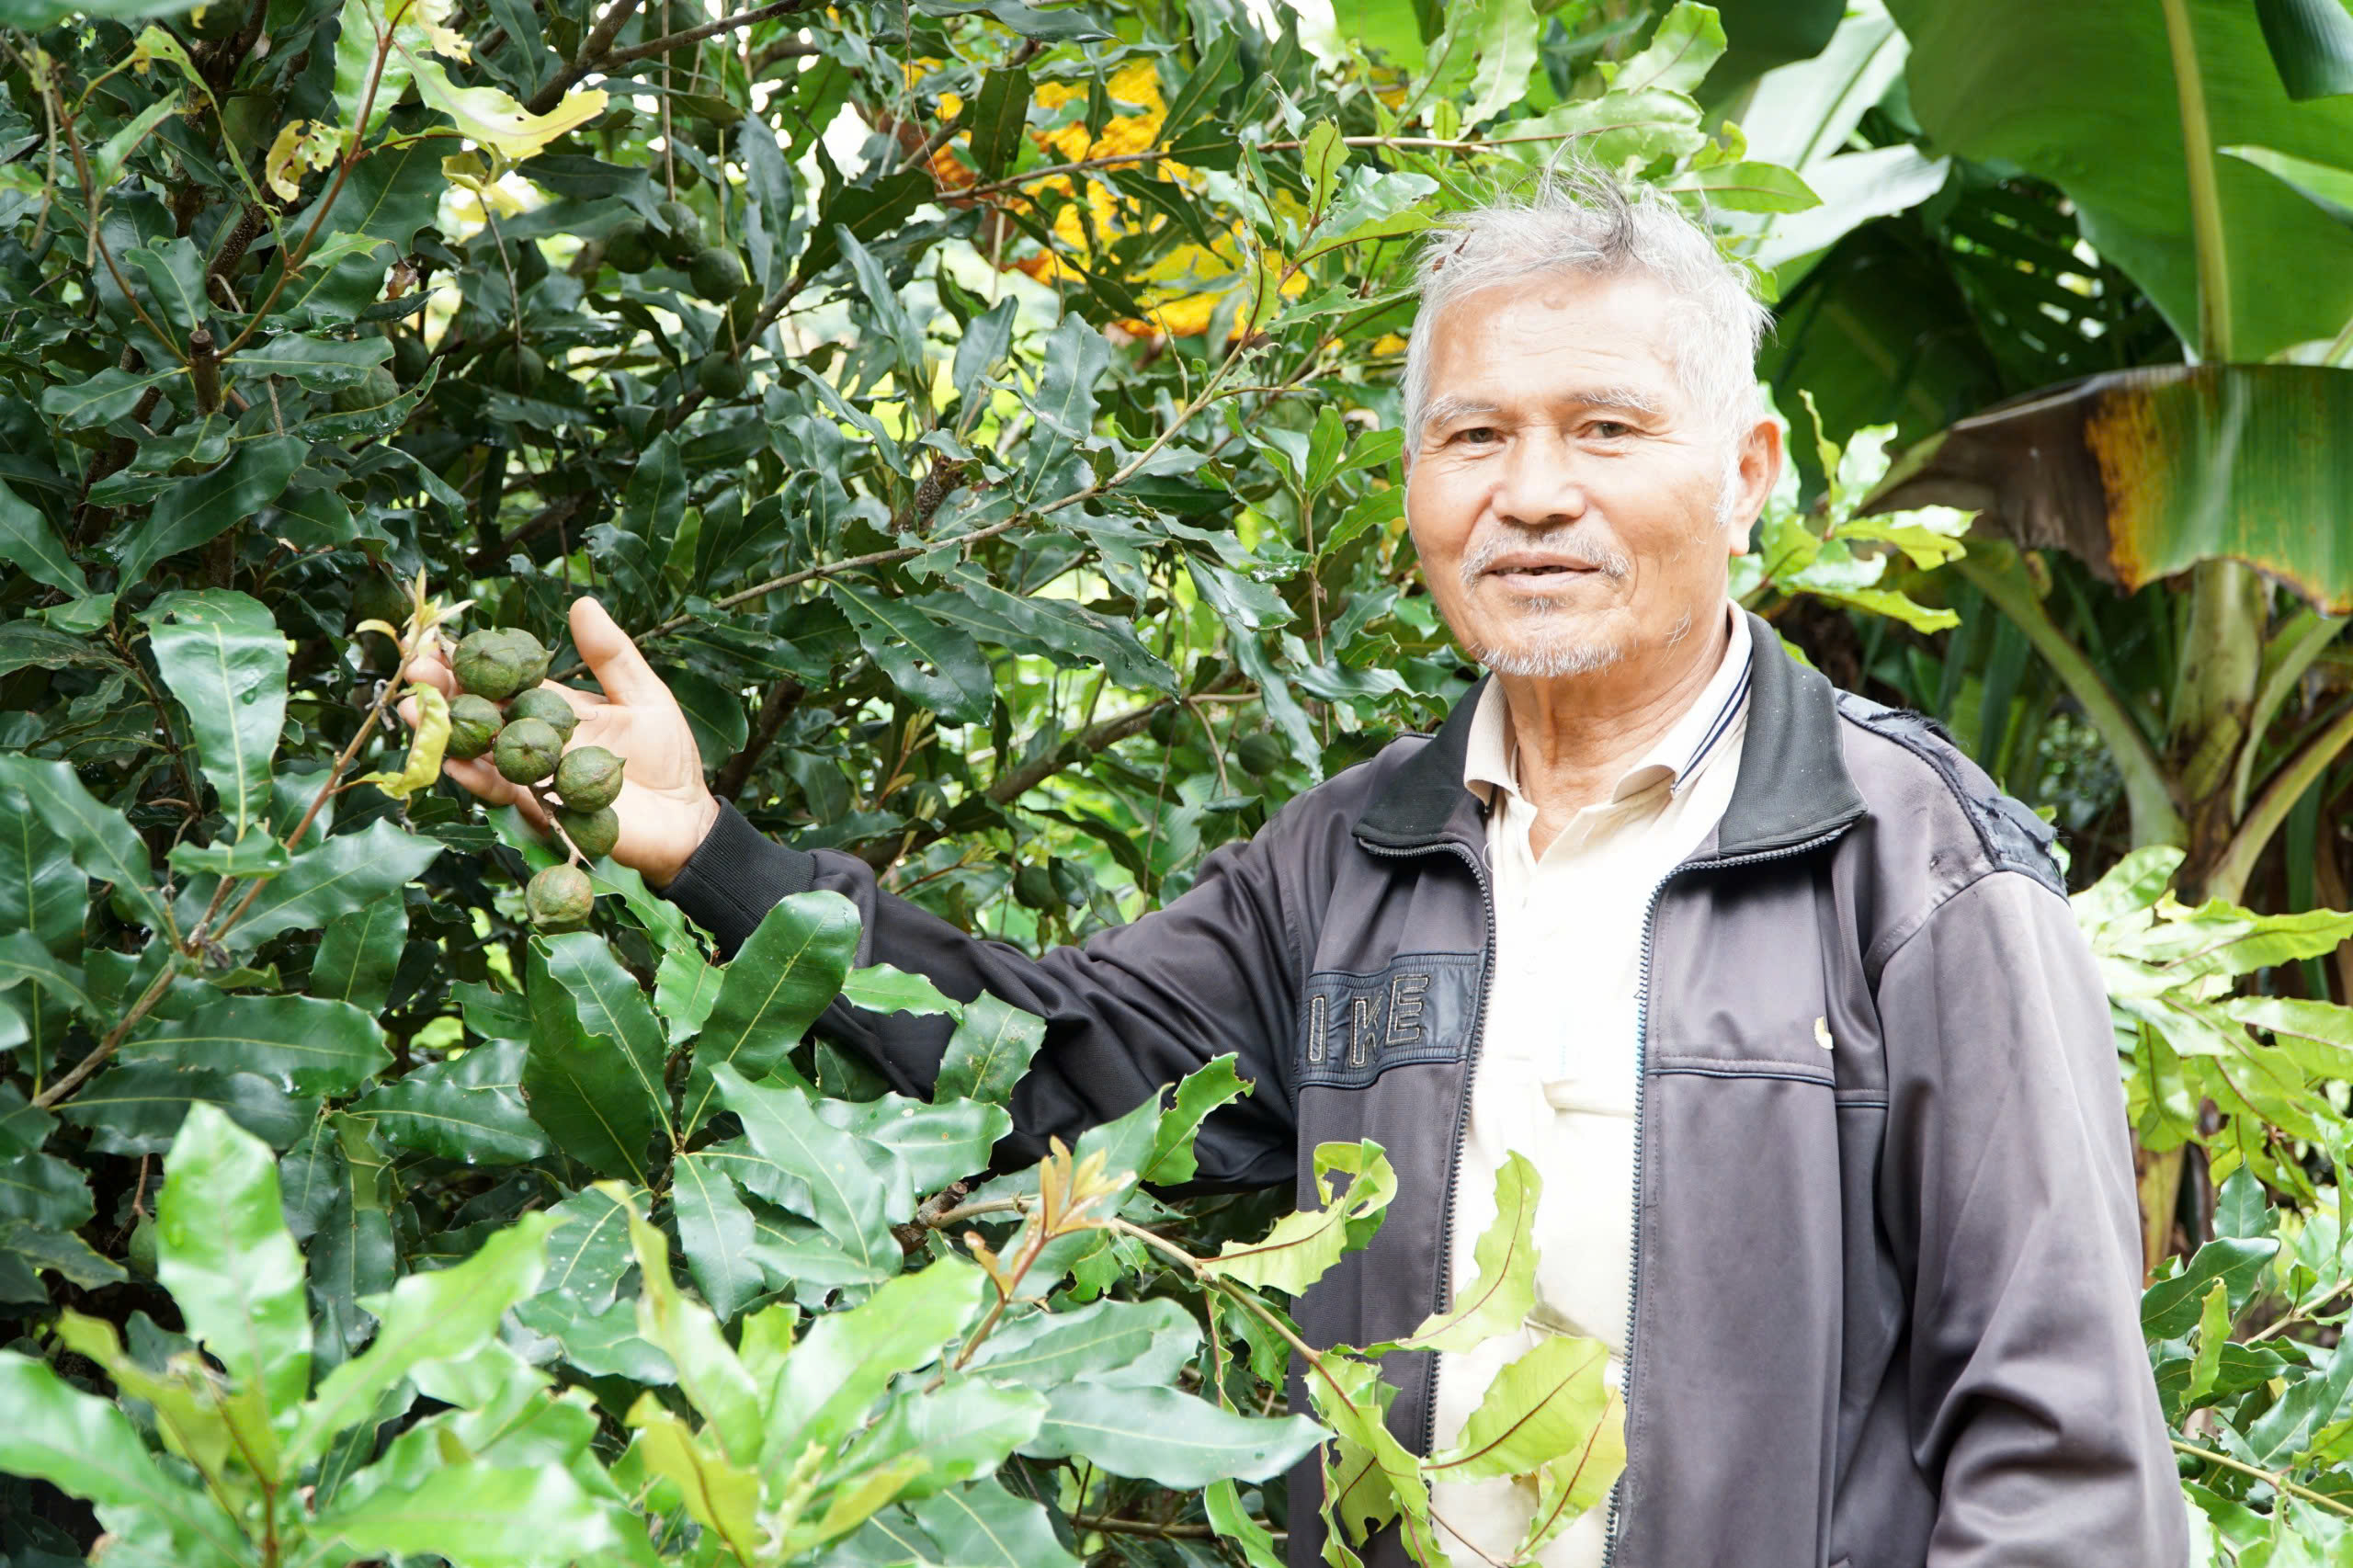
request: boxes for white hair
[1400,167,1771,474]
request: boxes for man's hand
[398,597,722,889]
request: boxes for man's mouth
[1484,559,1602,588]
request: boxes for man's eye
[1452,426,1499,445]
[1588,420,1634,439]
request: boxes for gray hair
[1400,168,1771,462]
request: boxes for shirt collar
[1463,600,1753,811]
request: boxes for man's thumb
[569,597,671,707]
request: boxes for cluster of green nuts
[441,626,628,932]
[601,199,756,400]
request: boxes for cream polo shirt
[1427,603,1752,1568]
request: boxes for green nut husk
[604,221,655,274]
[554,744,624,812]
[454,627,549,699]
[446,693,505,760]
[1234,733,1285,778]
[527,863,596,931]
[494,716,564,784]
[1013,863,1059,911]
[688,245,747,303]
[487,343,546,392]
[507,684,576,742]
[655,199,704,260]
[695,350,747,398]
[556,804,620,859]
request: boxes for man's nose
[1491,429,1588,528]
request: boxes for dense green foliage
[5,0,2353,1561]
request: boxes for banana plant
[1857,0,2353,910]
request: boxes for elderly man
[414,174,2186,1566]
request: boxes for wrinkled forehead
[1415,270,1695,412]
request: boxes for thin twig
[2171,1439,2353,1519]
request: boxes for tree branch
[602,0,815,71]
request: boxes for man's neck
[1495,608,1733,853]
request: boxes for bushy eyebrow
[1421,386,1666,435]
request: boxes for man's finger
[570,597,673,709]
[404,650,457,698]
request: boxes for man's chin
[1467,630,1629,679]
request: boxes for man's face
[1404,269,1778,680]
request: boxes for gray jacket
[662,610,2188,1568]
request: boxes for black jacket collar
[1352,608,1867,858]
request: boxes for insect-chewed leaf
[1383,1153,1540,1355]
[1425,1334,1620,1483]
[1199,1140,1394,1293]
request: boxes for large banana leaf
[1712,0,1949,289]
[1861,365,2353,613]
[1885,0,2353,360]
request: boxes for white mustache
[1459,530,1632,592]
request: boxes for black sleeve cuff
[656,799,818,960]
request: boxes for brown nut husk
[556,804,620,859]
[554,745,625,812]
[527,863,596,931]
[446,694,505,759]
[507,685,577,742]
[454,628,533,699]
[493,716,564,784]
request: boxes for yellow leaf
[265,119,339,202]
[404,51,605,161]
[355,683,448,801]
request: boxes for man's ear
[1723,414,1784,553]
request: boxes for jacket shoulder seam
[1866,861,2069,983]
[1833,692,2064,896]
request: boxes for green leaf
[909,1477,1081,1568]
[965,1296,1199,1388]
[1199,1140,1394,1292]
[933,994,1046,1108]
[1204,1476,1286,1568]
[967,64,1032,177]
[1018,312,1113,500]
[156,1104,313,1422]
[0,1354,244,1564]
[404,52,608,161]
[358,1039,549,1165]
[813,1093,1010,1201]
[538,931,675,1141]
[654,944,721,1044]
[2255,0,2353,101]
[923,562,1176,693]
[1022,1381,1325,1486]
[766,1255,986,1461]
[671,1152,767,1319]
[311,1462,646,1568]
[828,582,996,726]
[1141,1053,1252,1186]
[0,930,96,1019]
[135,597,288,844]
[2187,1278,2232,1404]
[1610,0,1725,94]
[1388,1151,1539,1353]
[126,992,390,1096]
[229,332,392,390]
[59,1062,317,1155]
[1303,119,1348,217]
[288,1210,560,1469]
[1461,0,1539,127]
[2224,143,2353,230]
[0,480,85,595]
[2144,1235,2281,1338]
[841,962,963,1018]
[0,755,169,939]
[681,889,859,1133]
[1426,1333,1619,1482]
[838,1379,1046,1498]
[38,363,182,428]
[308,1115,397,1363]
[622,1195,764,1462]
[1885,0,2353,360]
[524,942,662,1182]
[714,1062,900,1275]
[1667,159,1821,213]
[743,1199,900,1289]
[199,816,443,956]
[113,436,307,587]
[624,1392,764,1552]
[310,895,406,1015]
[0,1147,91,1230]
[0,775,87,957]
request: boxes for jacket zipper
[1599,824,1854,1567]
[1357,835,1497,1460]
